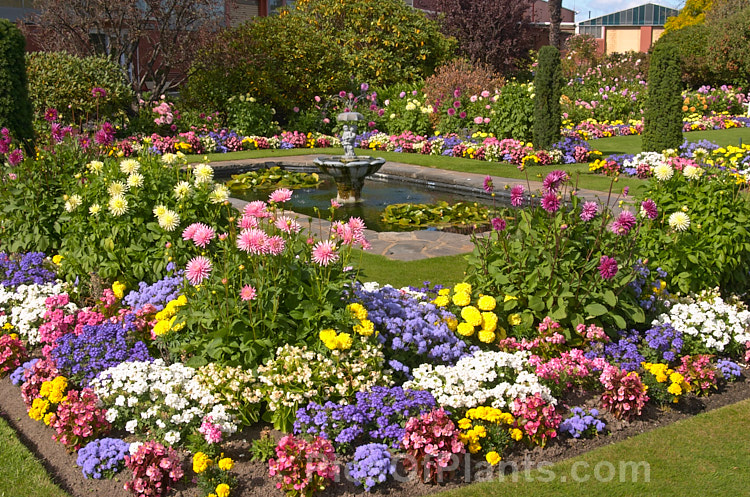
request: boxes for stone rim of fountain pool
[211,154,622,261]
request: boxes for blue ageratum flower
[347,443,395,492]
[559,407,606,439]
[0,252,57,287]
[77,438,131,479]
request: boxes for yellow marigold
[432,295,450,307]
[29,398,50,421]
[457,322,476,337]
[486,451,502,466]
[193,452,212,474]
[503,294,517,302]
[478,329,496,344]
[667,383,682,396]
[510,428,523,441]
[43,412,54,426]
[336,332,353,350]
[458,418,472,430]
[444,317,458,331]
[452,292,471,307]
[40,376,68,404]
[477,295,496,311]
[112,281,126,299]
[52,255,63,265]
[438,288,450,296]
[453,283,472,294]
[347,303,368,321]
[468,442,481,454]
[461,306,482,326]
[354,319,375,337]
[218,457,234,471]
[319,329,338,349]
[153,320,172,337]
[473,425,487,438]
[216,483,231,497]
[508,314,522,326]
[481,312,498,333]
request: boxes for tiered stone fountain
[313,112,385,204]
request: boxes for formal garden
[1,0,750,496]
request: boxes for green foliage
[225,167,321,192]
[664,0,713,31]
[184,0,453,123]
[706,6,750,87]
[0,20,33,148]
[637,169,750,295]
[658,24,725,88]
[533,46,563,149]
[642,42,683,152]
[26,52,132,126]
[488,81,535,141]
[465,174,646,333]
[249,431,278,462]
[376,86,434,135]
[381,202,489,229]
[226,94,279,137]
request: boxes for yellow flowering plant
[457,406,515,465]
[29,375,68,424]
[193,451,236,497]
[431,283,506,347]
[641,362,691,405]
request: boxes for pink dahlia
[542,170,569,194]
[491,217,506,231]
[598,256,618,280]
[268,188,293,203]
[266,235,286,255]
[186,256,212,285]
[311,240,339,266]
[510,185,525,207]
[580,201,599,221]
[640,199,658,220]
[483,175,494,193]
[609,210,637,236]
[192,224,216,248]
[274,216,301,234]
[182,223,200,241]
[540,192,561,213]
[240,285,257,301]
[237,228,268,254]
[244,200,270,218]
[237,215,258,230]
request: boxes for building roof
[578,3,678,27]
[0,6,36,22]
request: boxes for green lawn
[436,398,750,497]
[590,127,750,156]
[354,251,468,288]
[0,415,69,497]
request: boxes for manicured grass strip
[590,127,750,156]
[436,398,750,497]
[0,415,70,497]
[354,251,467,289]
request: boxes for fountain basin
[313,155,386,203]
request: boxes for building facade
[578,3,679,54]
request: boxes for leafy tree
[24,0,226,102]
[642,41,683,152]
[664,0,713,31]
[0,19,33,150]
[707,5,750,86]
[433,0,535,75]
[533,46,562,150]
[658,24,727,87]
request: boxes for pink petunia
[186,256,212,285]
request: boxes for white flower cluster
[0,282,71,345]
[404,350,554,410]
[91,359,237,446]
[255,343,392,411]
[654,293,750,353]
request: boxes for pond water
[229,176,494,232]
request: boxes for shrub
[533,46,563,149]
[707,6,750,87]
[225,94,279,137]
[424,59,505,118]
[0,20,33,149]
[642,41,683,152]
[658,24,725,88]
[489,81,534,140]
[27,52,132,126]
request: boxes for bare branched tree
[24,0,229,102]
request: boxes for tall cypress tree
[533,45,562,150]
[642,41,683,152]
[0,19,33,151]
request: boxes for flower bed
[0,124,749,497]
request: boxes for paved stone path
[216,154,623,261]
